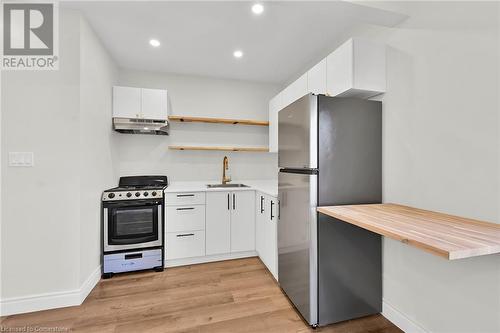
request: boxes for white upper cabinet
[113,86,141,118]
[307,58,327,95]
[268,93,281,153]
[113,86,168,119]
[326,38,386,98]
[267,38,385,153]
[141,88,168,120]
[281,73,308,108]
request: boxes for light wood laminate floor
[1,257,401,333]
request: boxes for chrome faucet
[222,156,231,184]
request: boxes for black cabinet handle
[177,194,194,197]
[176,207,195,211]
[260,196,264,213]
[227,193,230,210]
[278,200,280,220]
[233,193,235,210]
[270,201,275,220]
[176,233,195,237]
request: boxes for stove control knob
[143,192,149,197]
[126,192,132,198]
[151,191,157,196]
[108,193,115,199]
[135,192,140,197]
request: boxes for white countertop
[164,179,278,197]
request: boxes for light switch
[8,152,34,167]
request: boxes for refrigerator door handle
[280,168,318,175]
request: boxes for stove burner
[102,175,168,202]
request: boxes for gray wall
[116,69,279,182]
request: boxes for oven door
[103,199,163,252]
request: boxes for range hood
[113,117,169,135]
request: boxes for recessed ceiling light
[149,39,160,47]
[233,50,243,58]
[251,3,264,15]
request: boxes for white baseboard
[165,251,257,267]
[0,265,101,317]
[79,265,101,303]
[383,300,428,333]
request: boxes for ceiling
[63,1,406,84]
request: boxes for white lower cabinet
[166,231,205,260]
[255,192,278,279]
[230,191,256,253]
[166,205,205,233]
[206,191,255,256]
[165,192,206,261]
[206,191,231,255]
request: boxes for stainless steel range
[101,176,168,279]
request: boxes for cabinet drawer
[166,205,205,232]
[166,231,205,260]
[165,192,206,206]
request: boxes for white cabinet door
[166,205,205,233]
[266,195,278,279]
[268,94,281,153]
[141,88,168,120]
[307,58,327,95]
[206,191,231,255]
[166,231,205,260]
[326,39,354,97]
[255,192,266,256]
[113,86,141,118]
[255,193,278,280]
[282,73,308,108]
[230,191,255,253]
[326,38,385,98]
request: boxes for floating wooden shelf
[317,204,500,260]
[168,115,269,126]
[169,145,269,152]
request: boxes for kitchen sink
[206,183,250,188]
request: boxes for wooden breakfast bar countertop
[317,204,500,260]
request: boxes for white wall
[116,69,279,182]
[1,9,118,314]
[78,17,118,286]
[1,9,82,301]
[347,2,500,332]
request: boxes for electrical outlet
[8,152,34,167]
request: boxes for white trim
[79,265,101,303]
[165,251,257,267]
[382,300,428,333]
[0,265,101,316]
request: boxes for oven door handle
[103,199,162,208]
[109,235,158,245]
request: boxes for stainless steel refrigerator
[278,94,382,327]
